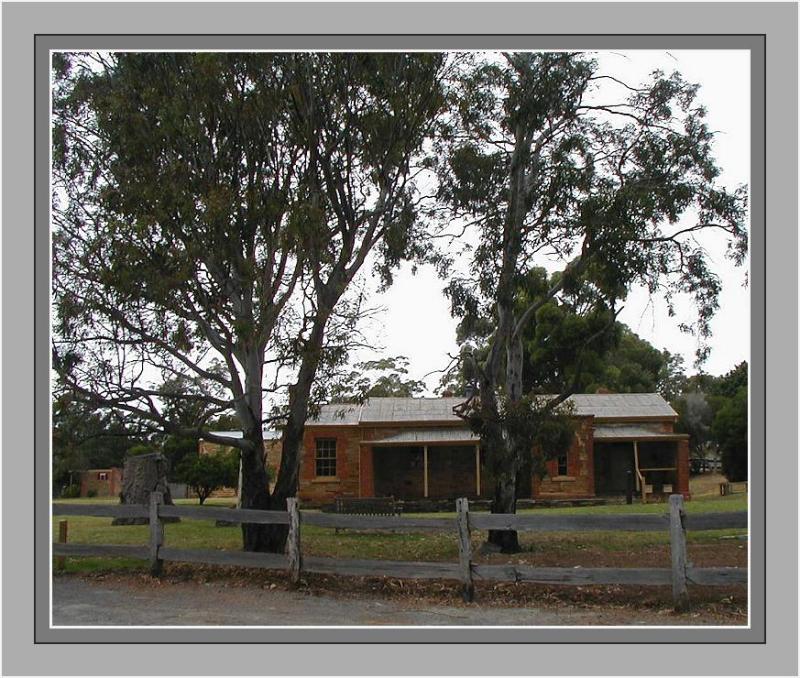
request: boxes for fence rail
[52,494,747,610]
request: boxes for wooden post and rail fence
[52,494,746,611]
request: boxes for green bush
[177,449,239,505]
[61,484,81,498]
[86,488,98,498]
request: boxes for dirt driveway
[52,576,740,626]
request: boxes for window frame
[556,453,568,477]
[314,438,337,478]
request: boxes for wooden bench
[333,496,400,532]
[334,496,401,516]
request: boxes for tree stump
[112,453,180,525]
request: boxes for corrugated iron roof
[358,397,467,423]
[370,427,481,446]
[310,403,362,425]
[568,393,677,419]
[593,424,688,441]
[310,393,676,426]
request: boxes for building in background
[77,468,123,498]
[199,394,690,507]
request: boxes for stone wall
[533,417,596,499]
[298,425,360,506]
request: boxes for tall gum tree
[436,52,747,551]
[265,53,447,550]
[52,52,447,552]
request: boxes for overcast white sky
[356,50,751,393]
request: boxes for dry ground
[52,572,745,626]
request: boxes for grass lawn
[52,491,747,575]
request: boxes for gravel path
[52,577,726,626]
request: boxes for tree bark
[260,304,335,554]
[239,435,276,552]
[477,123,530,553]
[488,473,521,552]
[113,453,179,525]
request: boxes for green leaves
[328,356,426,403]
[177,449,240,504]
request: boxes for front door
[593,442,635,495]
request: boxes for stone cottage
[199,393,690,506]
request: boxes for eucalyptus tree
[436,52,747,551]
[53,53,306,549]
[52,52,447,551]
[266,54,448,549]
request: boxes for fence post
[149,492,164,577]
[286,497,302,585]
[56,520,68,572]
[455,497,474,602]
[668,494,689,611]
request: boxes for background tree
[707,361,748,399]
[177,449,240,505]
[673,391,714,459]
[671,360,748,476]
[156,374,224,479]
[329,356,426,402]
[713,384,748,481]
[52,392,149,495]
[436,52,747,551]
[657,352,689,402]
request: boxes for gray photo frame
[3,2,797,675]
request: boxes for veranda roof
[593,424,689,442]
[369,427,480,446]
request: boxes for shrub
[86,488,98,498]
[177,449,239,505]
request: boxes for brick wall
[533,417,595,499]
[265,439,282,489]
[79,468,122,497]
[298,426,360,506]
[359,444,374,497]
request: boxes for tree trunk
[239,435,277,552]
[479,398,523,553]
[485,436,522,552]
[265,304,335,554]
[113,453,179,525]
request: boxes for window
[315,439,337,477]
[97,472,108,481]
[557,454,568,477]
